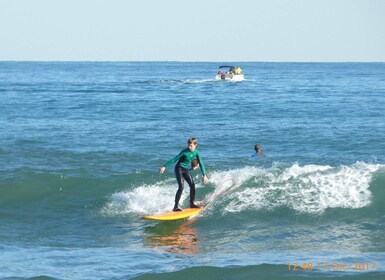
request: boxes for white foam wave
[204,167,262,205]
[101,176,208,216]
[101,179,178,216]
[224,162,382,214]
[102,162,382,217]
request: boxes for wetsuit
[250,153,259,159]
[163,148,206,208]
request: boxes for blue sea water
[0,61,385,279]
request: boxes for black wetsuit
[174,162,196,206]
[163,148,206,208]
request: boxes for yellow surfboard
[142,207,203,221]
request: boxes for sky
[0,0,384,62]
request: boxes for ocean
[0,61,384,279]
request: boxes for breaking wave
[102,162,384,217]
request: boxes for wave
[102,162,384,217]
[3,162,382,218]
[222,162,381,214]
[101,177,178,216]
[131,264,385,280]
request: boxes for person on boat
[235,67,242,75]
[159,138,209,211]
[251,144,265,159]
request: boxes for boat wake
[159,79,216,84]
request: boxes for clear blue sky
[1,0,384,62]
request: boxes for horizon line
[1,60,384,63]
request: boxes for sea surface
[0,62,384,280]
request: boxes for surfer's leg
[174,165,184,211]
[182,170,199,208]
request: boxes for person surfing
[159,138,209,211]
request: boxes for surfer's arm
[160,150,185,173]
[196,152,206,175]
[196,152,208,184]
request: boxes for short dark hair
[188,138,198,145]
[191,158,199,168]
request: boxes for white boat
[215,65,245,81]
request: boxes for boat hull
[215,74,245,81]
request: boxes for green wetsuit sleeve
[196,151,207,176]
[163,149,185,168]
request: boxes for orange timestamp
[288,261,377,271]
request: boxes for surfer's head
[254,144,262,153]
[191,158,199,170]
[187,137,198,152]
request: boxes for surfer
[159,138,209,211]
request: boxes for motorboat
[215,65,245,81]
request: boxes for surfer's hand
[159,166,166,174]
[202,175,209,184]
